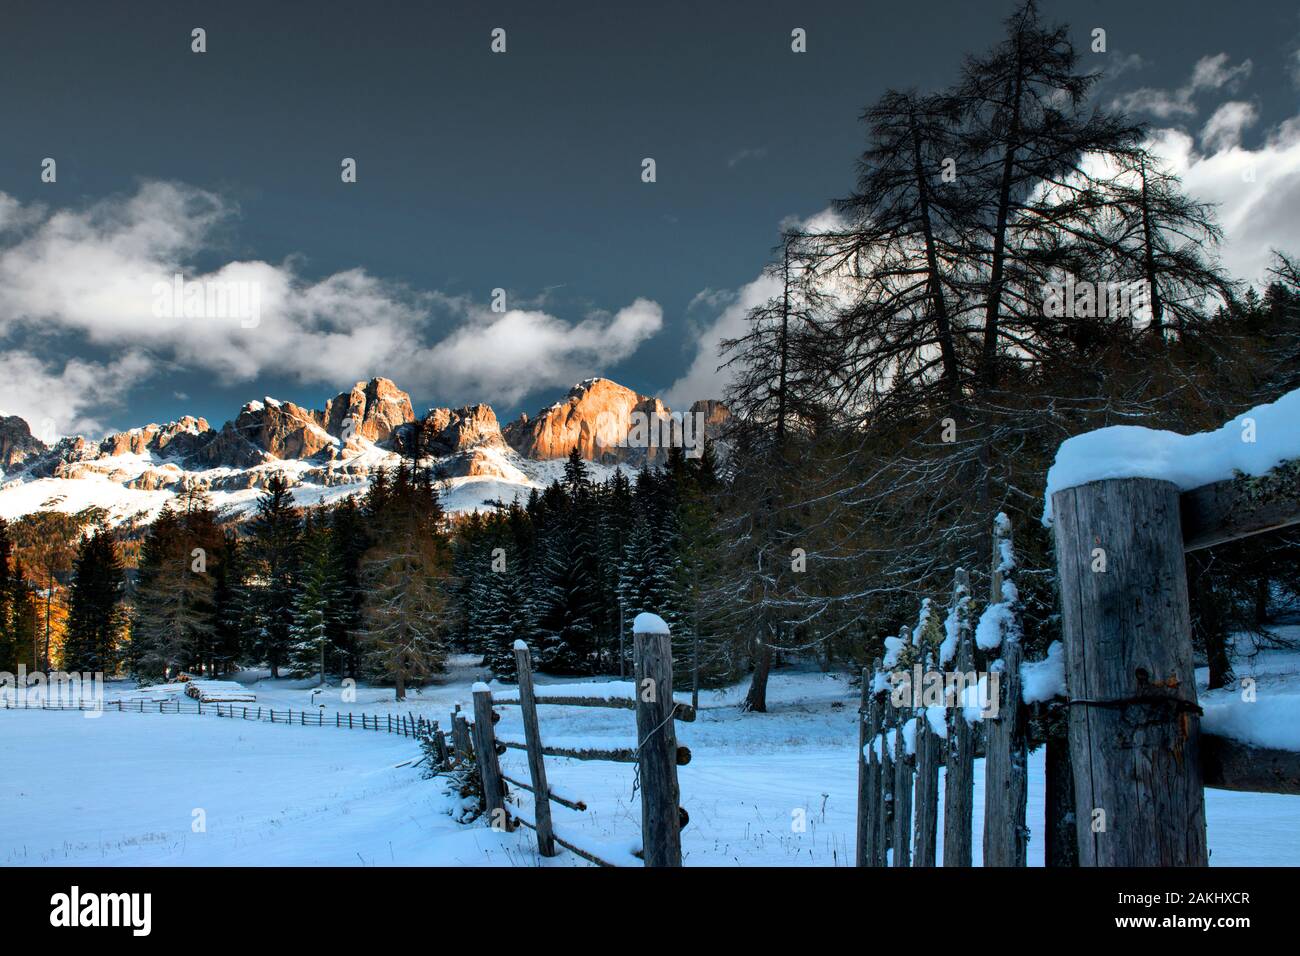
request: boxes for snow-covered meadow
[4,645,1300,867]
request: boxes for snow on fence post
[1051,477,1208,866]
[513,641,557,857]
[891,625,914,867]
[471,684,509,829]
[981,513,1029,867]
[632,612,683,867]
[942,567,975,867]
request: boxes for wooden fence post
[432,721,449,768]
[452,709,473,768]
[633,614,683,867]
[1051,477,1207,866]
[983,514,1029,867]
[472,685,508,828]
[513,642,557,857]
[1043,703,1079,867]
[912,644,940,867]
[943,567,975,867]
[878,700,894,865]
[856,663,883,866]
[891,626,913,867]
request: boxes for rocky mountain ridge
[0,377,727,523]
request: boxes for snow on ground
[4,651,1300,866]
[1042,386,1300,523]
[1199,626,1300,752]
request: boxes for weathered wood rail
[426,614,691,867]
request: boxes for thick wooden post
[891,625,914,868]
[856,665,879,866]
[513,642,557,857]
[1043,705,1079,867]
[983,515,1028,867]
[633,614,682,867]
[878,698,894,865]
[912,647,940,867]
[943,567,975,867]
[1052,477,1207,866]
[472,685,508,827]
[452,707,473,769]
[858,659,886,866]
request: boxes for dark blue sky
[2,0,1296,436]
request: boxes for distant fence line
[0,697,436,739]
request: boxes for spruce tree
[246,474,301,678]
[289,515,339,683]
[64,528,126,674]
[357,462,451,700]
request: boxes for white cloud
[0,350,152,440]
[1200,101,1258,152]
[0,182,663,410]
[663,273,781,409]
[664,209,848,407]
[1150,114,1300,285]
[427,299,664,406]
[1113,52,1252,118]
[727,147,768,168]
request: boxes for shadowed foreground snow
[3,662,1299,866]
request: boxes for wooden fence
[422,616,691,866]
[856,512,1034,867]
[1051,466,1300,865]
[0,696,438,739]
[858,454,1300,867]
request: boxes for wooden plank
[943,567,975,867]
[1052,477,1208,866]
[1202,733,1300,794]
[1181,463,1300,551]
[513,642,557,857]
[496,737,690,765]
[472,686,508,829]
[633,621,683,867]
[509,809,620,867]
[495,694,697,722]
[983,515,1029,867]
[499,773,589,812]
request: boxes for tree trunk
[1254,575,1270,627]
[978,53,1024,392]
[743,630,772,713]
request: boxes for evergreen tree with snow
[63,527,126,674]
[289,514,339,683]
[129,503,219,682]
[246,473,302,678]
